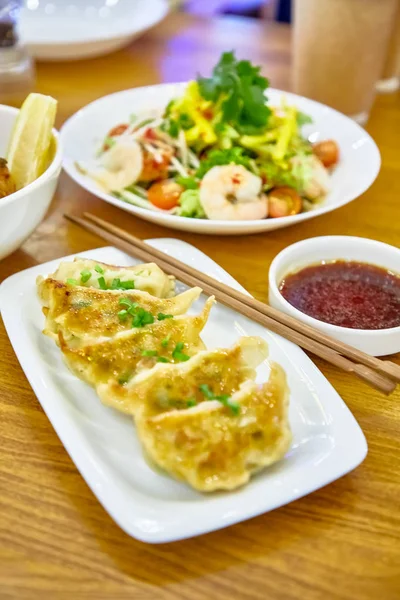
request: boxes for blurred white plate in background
[20,0,169,61]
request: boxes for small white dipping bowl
[0,105,62,261]
[269,236,400,357]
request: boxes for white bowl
[20,0,169,61]
[60,83,381,236]
[268,236,400,357]
[0,106,62,261]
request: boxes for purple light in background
[159,34,210,82]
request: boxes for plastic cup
[292,0,399,124]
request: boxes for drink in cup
[377,5,400,92]
[292,0,399,124]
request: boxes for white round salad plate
[60,83,381,235]
[19,0,169,61]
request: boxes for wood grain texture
[0,11,399,600]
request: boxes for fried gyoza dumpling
[98,336,268,417]
[59,297,215,395]
[136,363,291,492]
[38,278,202,344]
[37,258,175,298]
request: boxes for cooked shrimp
[199,165,268,221]
[90,139,143,193]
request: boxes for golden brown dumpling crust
[137,363,291,492]
[60,297,214,393]
[38,278,201,344]
[98,336,268,417]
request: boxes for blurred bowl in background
[0,105,62,261]
[19,0,169,61]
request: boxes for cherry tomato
[312,140,339,168]
[268,187,302,218]
[148,180,184,210]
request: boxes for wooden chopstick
[82,212,400,384]
[64,212,398,395]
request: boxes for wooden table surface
[1,11,399,600]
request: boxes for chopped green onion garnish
[226,400,240,415]
[120,280,135,290]
[127,303,139,316]
[172,342,190,362]
[186,398,197,407]
[118,372,131,385]
[128,302,139,317]
[158,313,173,321]
[118,309,128,321]
[199,383,214,399]
[97,276,107,290]
[118,298,154,327]
[94,264,104,274]
[66,278,78,286]
[157,356,170,363]
[174,353,190,362]
[132,307,154,327]
[143,311,154,325]
[161,337,169,348]
[141,349,158,357]
[198,384,240,415]
[80,269,92,283]
[110,278,135,290]
[119,297,133,308]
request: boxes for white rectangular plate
[0,240,367,543]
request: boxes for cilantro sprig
[197,51,271,135]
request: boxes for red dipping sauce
[279,261,400,330]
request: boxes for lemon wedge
[7,93,57,190]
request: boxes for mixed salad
[79,52,339,221]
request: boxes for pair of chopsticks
[64,212,400,395]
